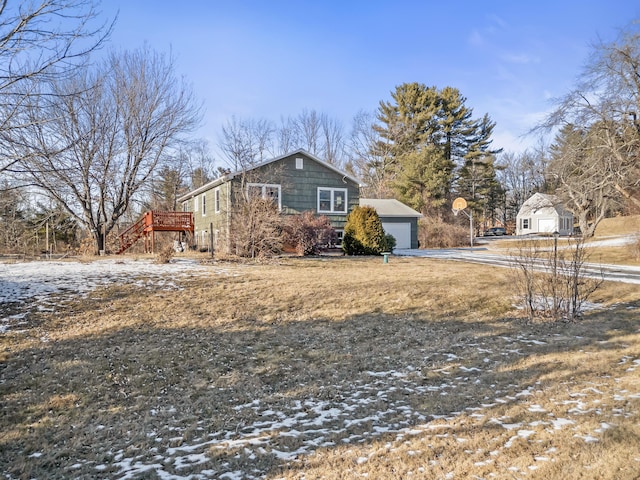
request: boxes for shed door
[382,222,412,249]
[538,218,555,233]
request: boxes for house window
[318,187,347,213]
[521,218,530,229]
[247,183,281,209]
[215,188,220,213]
[182,201,188,212]
[194,195,199,212]
[201,194,206,216]
[296,157,304,169]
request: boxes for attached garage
[359,198,422,249]
[381,221,412,249]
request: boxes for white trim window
[215,188,221,213]
[318,187,347,213]
[201,194,207,216]
[247,183,282,210]
[194,195,199,212]
[520,218,530,230]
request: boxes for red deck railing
[117,211,194,254]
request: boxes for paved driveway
[394,247,640,285]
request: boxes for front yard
[1,256,639,479]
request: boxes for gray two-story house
[177,149,361,252]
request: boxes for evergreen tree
[455,114,504,227]
[342,206,386,255]
[373,82,499,214]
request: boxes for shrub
[155,244,175,264]
[342,206,387,255]
[284,211,336,256]
[230,197,284,258]
[511,236,603,322]
[419,216,469,248]
[382,233,396,252]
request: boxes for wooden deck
[117,211,194,254]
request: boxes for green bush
[342,206,387,255]
[382,233,396,252]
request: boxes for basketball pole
[452,197,473,248]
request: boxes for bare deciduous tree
[181,139,216,189]
[541,24,640,215]
[10,47,201,253]
[496,148,548,225]
[347,110,394,198]
[293,109,346,167]
[0,0,112,175]
[295,109,322,155]
[274,116,300,156]
[320,114,344,166]
[223,110,349,168]
[219,116,274,170]
[547,124,618,237]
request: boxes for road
[394,246,640,285]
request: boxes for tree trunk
[94,230,105,254]
[577,211,596,238]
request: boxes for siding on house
[232,153,359,229]
[177,149,361,251]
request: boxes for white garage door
[382,222,412,249]
[537,218,555,233]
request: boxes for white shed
[516,193,574,236]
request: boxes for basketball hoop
[452,197,467,211]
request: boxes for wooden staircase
[117,211,194,254]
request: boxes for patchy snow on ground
[0,257,229,332]
[2,258,639,479]
[97,350,640,480]
[583,234,638,248]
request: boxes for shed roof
[359,198,422,218]
[518,193,572,217]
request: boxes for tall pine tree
[372,82,499,214]
[455,113,504,227]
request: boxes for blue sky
[103,1,640,161]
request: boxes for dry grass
[594,215,640,237]
[2,256,640,479]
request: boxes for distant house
[177,149,361,252]
[359,198,422,249]
[516,193,574,236]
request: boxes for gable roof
[359,198,423,218]
[177,149,362,202]
[518,193,572,217]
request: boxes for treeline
[1,2,639,254]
